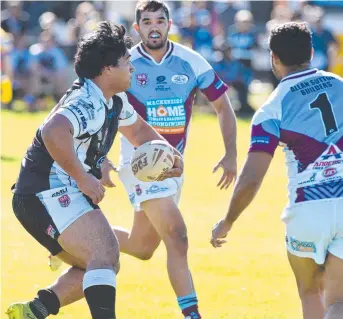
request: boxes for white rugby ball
[131,140,175,182]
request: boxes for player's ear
[103,66,112,77]
[133,22,139,34]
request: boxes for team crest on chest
[136,73,148,87]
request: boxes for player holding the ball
[111,1,237,318]
[7,22,182,319]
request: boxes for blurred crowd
[1,0,343,113]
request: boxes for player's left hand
[156,155,184,181]
[100,157,117,188]
[211,219,232,248]
[213,154,237,190]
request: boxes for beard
[141,32,169,50]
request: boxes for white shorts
[36,185,98,234]
[118,164,184,212]
[282,198,343,264]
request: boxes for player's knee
[89,244,120,270]
[164,226,188,255]
[135,248,155,261]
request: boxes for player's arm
[210,151,272,247]
[119,113,165,147]
[211,94,281,247]
[196,53,237,190]
[42,108,105,204]
[211,93,237,189]
[223,152,271,222]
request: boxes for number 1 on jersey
[310,92,338,136]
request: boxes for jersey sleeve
[249,90,281,156]
[117,92,138,127]
[194,53,228,102]
[56,99,101,137]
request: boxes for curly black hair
[269,22,312,66]
[74,21,133,79]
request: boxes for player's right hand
[156,155,184,181]
[77,173,105,205]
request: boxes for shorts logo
[146,185,168,195]
[171,74,189,84]
[46,225,57,239]
[58,195,71,208]
[251,136,270,145]
[290,237,316,253]
[136,73,148,87]
[52,187,68,198]
[323,167,337,178]
[135,185,142,196]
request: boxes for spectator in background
[1,27,13,107]
[215,0,250,37]
[303,5,339,71]
[1,1,29,39]
[29,31,68,109]
[227,10,257,114]
[67,2,101,45]
[213,45,253,113]
[193,13,213,61]
[39,11,69,47]
[10,35,36,111]
[265,4,293,88]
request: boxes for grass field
[1,109,302,319]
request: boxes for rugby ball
[131,140,175,182]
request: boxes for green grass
[1,110,301,319]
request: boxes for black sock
[84,285,116,319]
[29,289,60,318]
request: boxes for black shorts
[12,191,98,256]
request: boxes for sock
[29,289,60,319]
[177,292,201,319]
[83,269,117,319]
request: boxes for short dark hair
[74,21,133,79]
[269,22,312,66]
[135,0,170,24]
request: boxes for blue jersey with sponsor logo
[250,69,343,206]
[119,41,228,165]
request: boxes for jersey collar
[281,68,318,83]
[84,78,110,105]
[137,40,174,65]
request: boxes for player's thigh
[141,196,187,243]
[283,200,334,265]
[325,197,343,307]
[287,251,324,295]
[12,193,64,256]
[324,253,343,307]
[129,210,161,249]
[58,208,119,268]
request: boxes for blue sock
[177,292,201,318]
